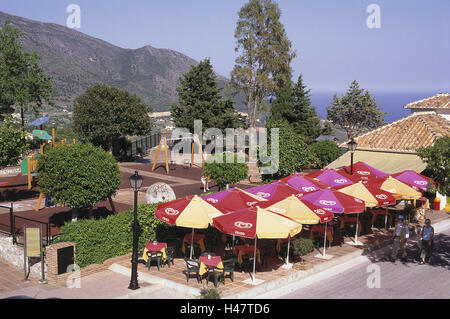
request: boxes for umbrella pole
[323,222,327,256]
[252,237,257,282]
[355,214,359,244]
[190,228,194,259]
[286,235,291,265]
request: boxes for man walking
[419,218,434,264]
[392,215,409,262]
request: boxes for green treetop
[327,80,385,140]
[0,21,55,126]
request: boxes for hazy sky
[1,0,449,94]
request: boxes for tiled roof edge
[403,93,450,109]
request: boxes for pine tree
[269,75,323,143]
[171,58,244,133]
[327,80,385,140]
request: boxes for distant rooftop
[404,93,450,110]
[339,112,450,153]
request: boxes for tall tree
[231,0,296,128]
[327,80,385,140]
[171,58,244,133]
[73,84,152,152]
[269,75,324,143]
[0,21,54,125]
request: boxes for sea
[310,91,442,123]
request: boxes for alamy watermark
[170,120,280,175]
[366,4,381,29]
[66,263,81,288]
[66,4,81,29]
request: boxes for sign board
[25,227,41,257]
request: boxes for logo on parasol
[354,198,363,203]
[165,208,180,216]
[414,180,427,186]
[319,200,336,206]
[375,194,387,200]
[206,198,219,203]
[357,171,370,175]
[334,179,348,184]
[235,221,253,229]
[256,192,271,198]
[314,209,326,215]
[302,186,316,192]
[246,201,258,206]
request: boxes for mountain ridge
[0,10,229,114]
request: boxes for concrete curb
[108,263,201,299]
[225,217,450,299]
[225,249,364,299]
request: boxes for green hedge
[54,204,178,267]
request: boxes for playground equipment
[27,116,74,211]
[152,133,204,174]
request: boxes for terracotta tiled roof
[339,112,450,153]
[404,93,450,109]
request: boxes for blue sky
[1,0,449,94]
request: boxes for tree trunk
[247,91,253,127]
[21,107,24,127]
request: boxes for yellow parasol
[337,182,378,208]
[380,176,422,200]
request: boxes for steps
[246,162,262,184]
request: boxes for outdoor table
[309,225,333,243]
[181,233,206,255]
[234,245,261,266]
[143,241,167,263]
[370,209,392,228]
[199,255,223,276]
[338,216,362,235]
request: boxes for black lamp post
[128,170,143,290]
[347,138,357,175]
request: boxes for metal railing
[128,133,161,159]
[12,215,51,246]
[0,203,13,239]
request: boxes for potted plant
[292,238,314,270]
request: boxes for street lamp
[347,138,357,175]
[128,171,143,290]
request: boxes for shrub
[199,287,221,299]
[36,142,121,209]
[0,117,28,168]
[307,140,342,168]
[292,238,314,262]
[203,153,248,190]
[54,204,175,267]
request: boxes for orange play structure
[152,134,204,175]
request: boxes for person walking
[419,218,434,265]
[391,215,409,262]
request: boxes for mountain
[0,11,229,114]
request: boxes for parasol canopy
[28,116,50,127]
[261,194,332,224]
[212,206,302,239]
[277,173,328,193]
[300,188,366,214]
[337,161,389,182]
[391,170,433,192]
[376,176,422,200]
[242,181,302,202]
[306,169,357,188]
[32,129,52,140]
[336,181,379,208]
[155,195,222,228]
[202,188,267,213]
